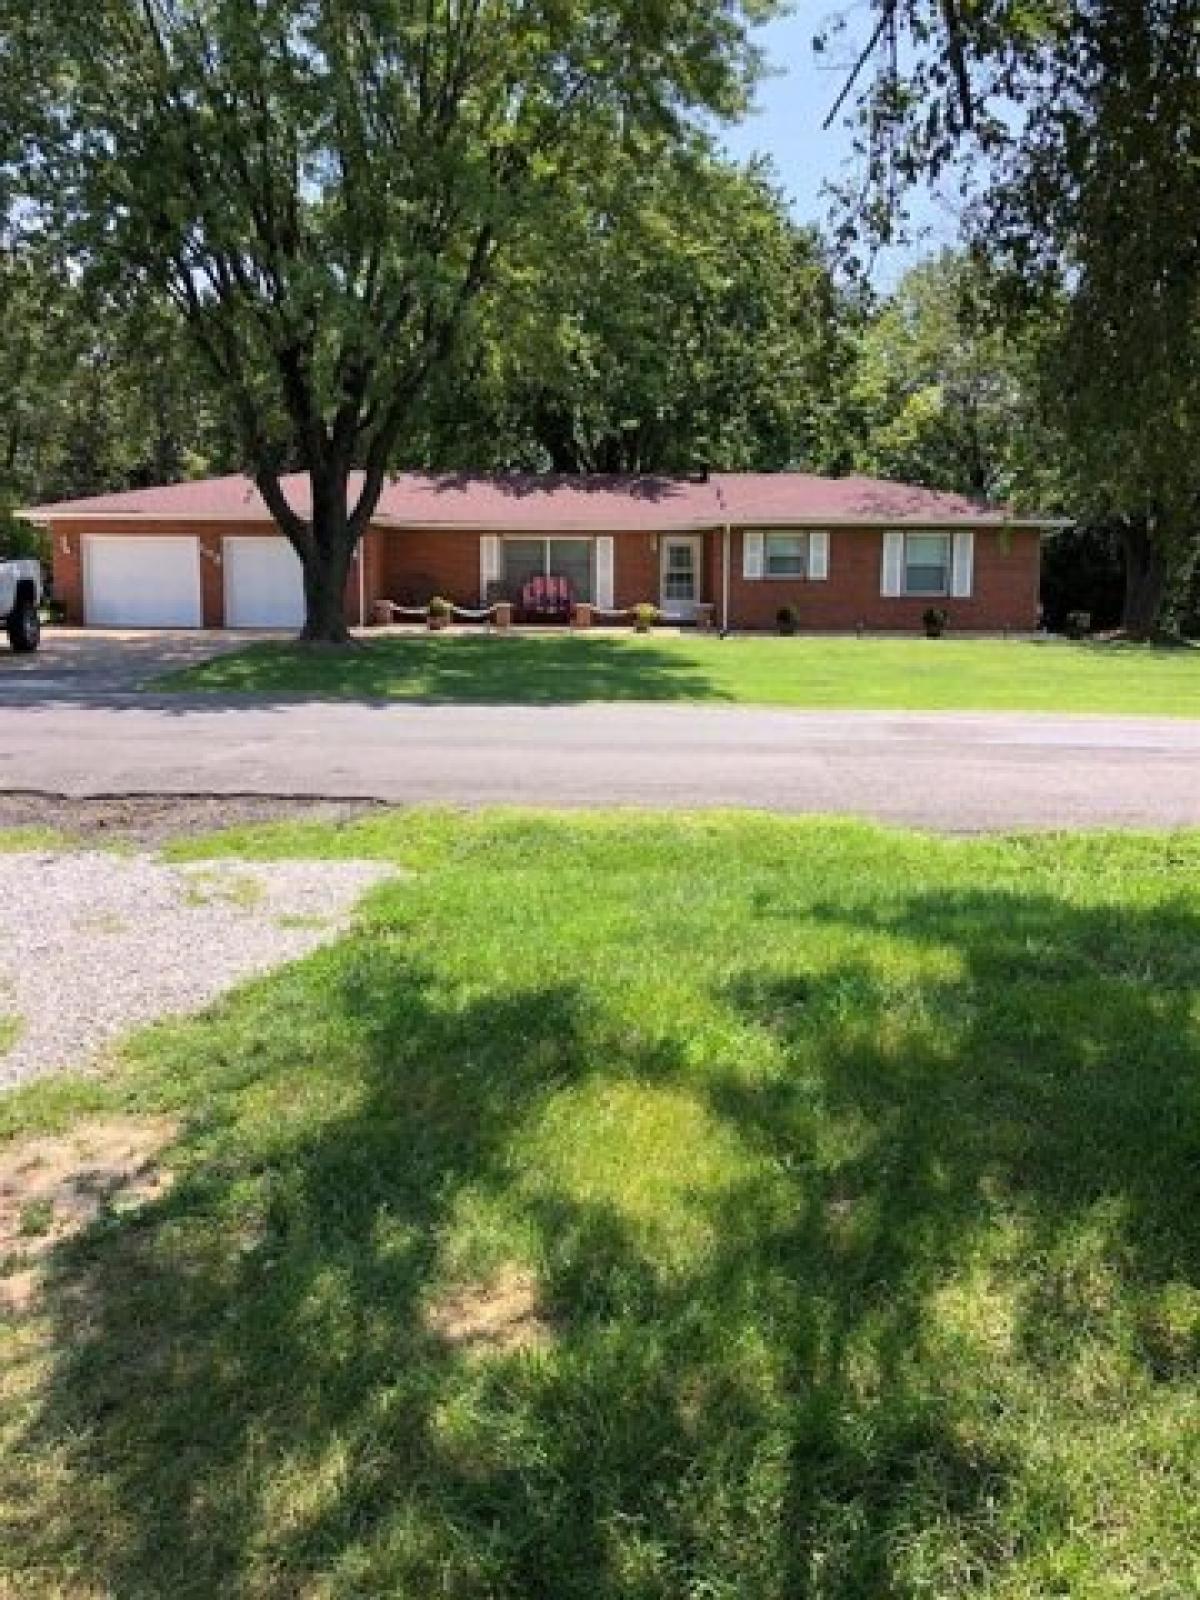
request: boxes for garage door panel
[224,537,305,629]
[84,536,202,628]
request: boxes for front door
[660,535,703,619]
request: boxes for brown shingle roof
[20,471,1058,528]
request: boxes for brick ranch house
[22,471,1058,632]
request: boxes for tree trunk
[300,471,355,644]
[1120,521,1168,639]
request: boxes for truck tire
[6,593,40,653]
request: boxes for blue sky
[720,9,959,285]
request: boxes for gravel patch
[0,852,395,1088]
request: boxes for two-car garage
[81,534,305,629]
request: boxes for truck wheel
[6,595,40,653]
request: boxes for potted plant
[1065,609,1092,640]
[776,605,798,636]
[633,602,659,634]
[922,606,949,639]
[427,595,452,631]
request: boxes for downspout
[357,535,366,629]
[721,525,731,634]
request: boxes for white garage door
[84,536,202,628]
[224,536,306,629]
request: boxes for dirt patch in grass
[0,1116,177,1313]
[426,1266,551,1356]
[0,793,384,848]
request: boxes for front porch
[479,530,718,624]
[372,597,717,632]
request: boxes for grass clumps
[0,810,1197,1596]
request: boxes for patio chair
[520,573,574,622]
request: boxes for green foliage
[0,243,234,536]
[12,0,782,638]
[843,252,1059,509]
[847,0,1200,632]
[415,155,855,474]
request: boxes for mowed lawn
[3,812,1200,1597]
[157,633,1200,715]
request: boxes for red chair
[520,574,573,621]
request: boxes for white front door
[660,535,703,618]
[224,536,306,628]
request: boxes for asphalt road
[2,630,1197,832]
[2,697,1198,837]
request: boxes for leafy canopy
[14,0,780,633]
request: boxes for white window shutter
[480,535,502,604]
[881,531,905,597]
[951,530,975,598]
[743,529,764,580]
[595,536,614,609]
[808,529,829,581]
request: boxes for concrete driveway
[1,629,1197,832]
[0,627,256,695]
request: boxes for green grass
[155,633,1200,715]
[0,1015,20,1057]
[2,811,1200,1597]
[0,827,74,853]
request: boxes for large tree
[844,251,1055,504]
[18,0,777,639]
[840,0,1200,635]
[412,154,853,475]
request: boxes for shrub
[633,603,659,632]
[923,606,949,638]
[428,595,453,619]
[776,606,798,635]
[1065,609,1092,640]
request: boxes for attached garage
[83,535,202,628]
[223,536,305,629]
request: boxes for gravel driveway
[1,852,394,1087]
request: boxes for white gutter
[721,525,731,633]
[16,506,1073,533]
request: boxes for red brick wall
[373,528,666,612]
[378,528,482,607]
[51,518,1041,633]
[613,534,661,610]
[725,526,1041,632]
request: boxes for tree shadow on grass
[8,884,1200,1596]
[716,885,1200,1588]
[153,633,736,707]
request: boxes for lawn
[156,633,1200,715]
[2,812,1199,1597]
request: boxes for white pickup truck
[0,559,42,652]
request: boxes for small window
[904,533,951,596]
[764,532,808,578]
